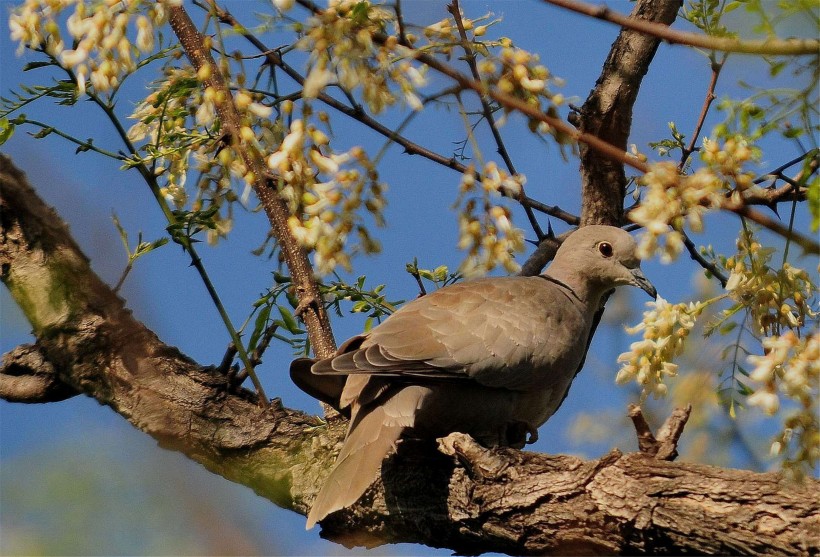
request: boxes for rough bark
[577,0,682,226]
[2,155,818,555]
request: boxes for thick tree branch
[0,153,326,512]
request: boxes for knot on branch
[0,344,77,403]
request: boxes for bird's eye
[598,242,613,258]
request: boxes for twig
[208,2,583,227]
[655,404,693,461]
[293,0,651,175]
[41,50,274,407]
[410,271,427,297]
[217,343,238,375]
[682,231,728,287]
[168,4,337,365]
[521,196,580,226]
[753,150,818,185]
[744,182,808,207]
[544,0,820,56]
[679,55,726,170]
[725,203,820,255]
[627,404,659,455]
[448,0,545,241]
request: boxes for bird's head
[551,225,657,300]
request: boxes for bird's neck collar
[541,268,606,309]
[537,274,580,301]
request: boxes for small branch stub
[628,403,692,461]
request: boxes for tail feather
[306,384,420,529]
[290,358,347,414]
[306,406,403,528]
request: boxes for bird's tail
[306,387,418,529]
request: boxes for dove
[291,225,657,529]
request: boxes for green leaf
[134,237,169,256]
[22,61,54,71]
[112,213,131,255]
[0,118,15,146]
[718,321,738,335]
[277,305,303,335]
[248,305,272,352]
[723,1,742,13]
[807,175,820,232]
[32,126,54,139]
[272,271,291,284]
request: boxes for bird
[290,224,657,529]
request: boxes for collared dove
[291,225,656,529]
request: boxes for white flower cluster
[722,230,817,336]
[630,162,721,262]
[455,163,525,277]
[476,40,563,100]
[631,137,756,262]
[747,331,819,414]
[298,0,427,114]
[268,118,386,275]
[747,331,819,473]
[617,297,706,399]
[127,66,280,243]
[10,0,172,95]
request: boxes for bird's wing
[312,275,588,391]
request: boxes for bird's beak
[630,267,657,299]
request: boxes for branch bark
[576,0,681,226]
[3,155,819,556]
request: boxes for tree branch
[724,203,820,255]
[576,0,681,226]
[2,155,818,555]
[448,0,545,241]
[166,5,336,359]
[679,55,726,170]
[544,0,820,56]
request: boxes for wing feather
[312,275,590,391]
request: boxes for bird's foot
[505,421,538,448]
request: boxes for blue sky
[1,0,815,554]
